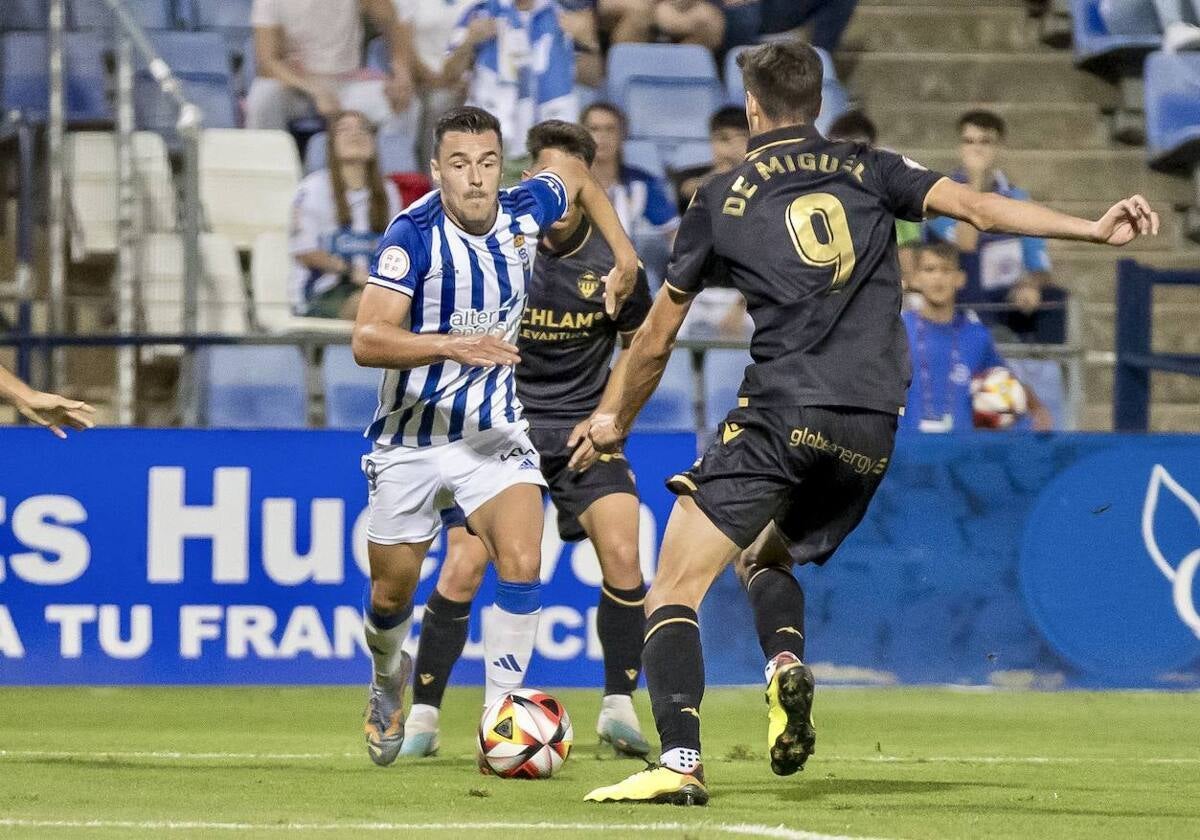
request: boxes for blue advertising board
[0,428,1197,689]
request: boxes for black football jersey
[667,124,946,414]
[516,217,654,426]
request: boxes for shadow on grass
[722,777,989,802]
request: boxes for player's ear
[521,169,532,180]
[430,157,442,185]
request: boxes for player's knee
[493,545,541,583]
[369,578,415,616]
[598,540,642,589]
[438,558,486,602]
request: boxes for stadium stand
[701,348,753,430]
[70,0,174,30]
[1,31,111,122]
[186,0,254,51]
[198,128,301,252]
[1144,51,1200,173]
[139,231,246,338]
[606,43,725,147]
[0,0,49,30]
[65,130,176,260]
[323,344,379,430]
[197,345,308,428]
[621,139,665,178]
[724,43,847,133]
[135,30,238,138]
[1071,0,1163,143]
[633,351,694,433]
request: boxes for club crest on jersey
[577,272,600,299]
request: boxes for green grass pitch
[1,686,1198,839]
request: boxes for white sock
[363,612,412,684]
[407,703,439,733]
[483,605,540,706]
[660,747,701,774]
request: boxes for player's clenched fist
[1092,194,1159,246]
[446,334,521,368]
[587,411,625,454]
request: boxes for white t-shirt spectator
[289,171,402,312]
[251,0,363,77]
[394,0,476,76]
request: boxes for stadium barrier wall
[0,428,1197,689]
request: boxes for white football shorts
[362,422,547,545]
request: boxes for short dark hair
[709,105,749,134]
[736,40,824,124]
[434,106,502,155]
[581,101,627,134]
[527,119,597,166]
[958,109,1006,139]
[827,109,877,145]
[914,241,961,266]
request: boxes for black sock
[644,604,704,754]
[744,564,806,661]
[412,590,472,708]
[598,580,647,696]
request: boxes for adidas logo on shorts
[518,458,537,470]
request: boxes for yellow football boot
[765,654,816,776]
[584,765,708,806]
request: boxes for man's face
[914,252,965,308]
[583,110,622,164]
[432,130,503,229]
[710,126,748,173]
[959,123,1001,174]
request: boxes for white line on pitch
[0,819,896,840]
[2,749,1198,766]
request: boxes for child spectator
[670,105,749,207]
[444,0,578,179]
[393,0,476,164]
[900,243,1052,433]
[1100,0,1200,52]
[289,111,403,319]
[248,0,418,168]
[923,110,1068,344]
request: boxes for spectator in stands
[923,110,1068,344]
[592,1,725,50]
[826,109,922,300]
[444,0,578,180]
[289,111,403,319]
[900,243,1053,432]
[760,0,859,53]
[248,0,418,167]
[670,105,749,207]
[556,0,606,88]
[1100,0,1200,52]
[393,0,476,165]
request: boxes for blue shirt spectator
[445,0,578,159]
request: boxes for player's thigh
[578,491,642,589]
[647,495,741,614]
[367,538,434,612]
[362,445,444,559]
[437,523,491,603]
[465,483,545,583]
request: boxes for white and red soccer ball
[971,366,1028,429]
[477,689,573,779]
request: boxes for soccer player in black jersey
[583,40,1160,805]
[399,120,657,759]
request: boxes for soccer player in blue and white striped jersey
[351,106,638,766]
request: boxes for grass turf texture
[1,687,1198,839]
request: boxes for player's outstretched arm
[540,152,640,317]
[352,284,520,370]
[0,363,95,438]
[925,179,1160,245]
[588,286,693,453]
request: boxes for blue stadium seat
[664,139,712,172]
[622,139,663,178]
[724,44,838,104]
[1144,51,1200,173]
[634,351,694,432]
[606,44,723,142]
[1,32,111,122]
[323,344,379,430]
[70,0,173,30]
[377,127,417,173]
[136,31,237,135]
[366,35,389,73]
[701,349,751,429]
[188,0,252,33]
[304,130,327,174]
[198,346,309,429]
[1006,358,1067,429]
[1071,0,1161,75]
[1,0,48,30]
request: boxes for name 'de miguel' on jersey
[721,151,867,218]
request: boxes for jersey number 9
[785,193,857,291]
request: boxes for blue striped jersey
[364,172,570,448]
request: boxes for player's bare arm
[352,284,521,370]
[567,330,636,472]
[539,151,639,317]
[588,286,693,453]
[0,363,95,439]
[925,179,1160,245]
